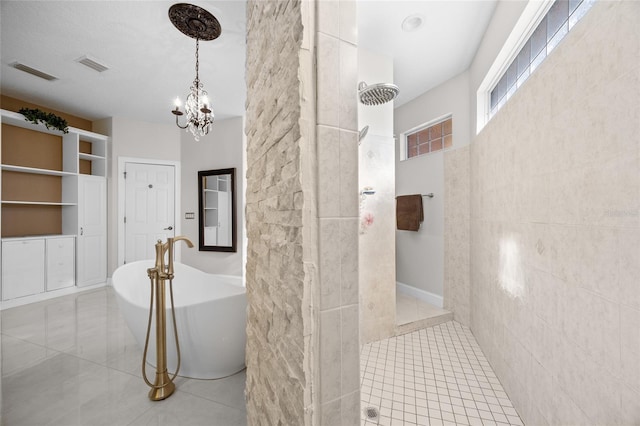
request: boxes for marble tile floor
[1,287,247,426]
[361,321,524,426]
[2,286,522,426]
[396,292,453,336]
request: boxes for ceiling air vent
[76,55,109,72]
[10,62,58,81]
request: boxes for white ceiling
[0,0,247,124]
[0,1,496,126]
[359,0,497,106]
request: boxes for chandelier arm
[174,114,189,130]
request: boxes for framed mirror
[198,168,237,252]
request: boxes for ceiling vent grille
[76,55,109,72]
[10,62,58,81]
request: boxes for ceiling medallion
[169,3,222,141]
[169,3,221,41]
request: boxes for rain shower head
[358,81,399,106]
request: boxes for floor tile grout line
[360,320,524,426]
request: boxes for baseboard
[396,281,444,308]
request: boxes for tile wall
[469,1,640,423]
[444,146,471,327]
[358,48,397,345]
[359,133,396,344]
[315,1,361,424]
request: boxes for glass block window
[406,117,452,159]
[489,0,594,118]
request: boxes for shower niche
[198,168,236,252]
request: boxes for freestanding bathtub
[112,260,246,379]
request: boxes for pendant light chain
[194,37,200,107]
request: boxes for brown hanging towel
[396,194,423,231]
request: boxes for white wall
[393,70,471,300]
[180,116,244,277]
[93,116,181,276]
[358,48,397,343]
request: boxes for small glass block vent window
[489,0,594,119]
[406,117,452,159]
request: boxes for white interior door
[124,162,176,263]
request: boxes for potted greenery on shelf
[18,108,69,134]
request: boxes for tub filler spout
[143,236,194,401]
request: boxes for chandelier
[169,3,221,141]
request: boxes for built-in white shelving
[0,108,108,178]
[0,164,77,177]
[79,152,104,161]
[0,201,77,206]
[1,108,109,305]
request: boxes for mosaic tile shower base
[360,321,524,426]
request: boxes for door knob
[164,226,173,230]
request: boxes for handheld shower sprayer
[359,126,369,144]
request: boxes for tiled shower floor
[360,321,524,426]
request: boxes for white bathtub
[112,260,246,379]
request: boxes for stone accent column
[245,1,309,424]
[245,1,359,425]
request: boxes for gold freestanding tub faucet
[143,236,194,401]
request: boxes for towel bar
[395,193,434,199]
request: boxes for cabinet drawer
[47,271,74,291]
[2,239,46,300]
[46,238,75,291]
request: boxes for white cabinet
[77,175,107,287]
[1,239,45,300]
[1,236,77,300]
[46,237,75,291]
